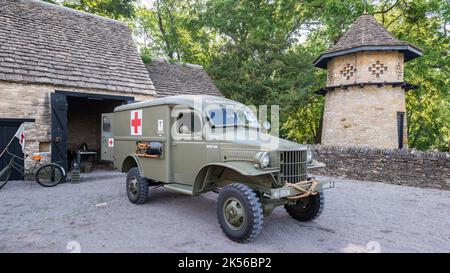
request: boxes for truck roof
[114,95,246,112]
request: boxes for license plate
[272,188,292,199]
[321,181,335,190]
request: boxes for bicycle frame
[4,150,42,180]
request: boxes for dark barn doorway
[51,91,134,171]
[0,118,34,180]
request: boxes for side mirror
[263,121,271,131]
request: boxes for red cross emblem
[108,138,114,147]
[130,110,142,135]
[19,132,25,145]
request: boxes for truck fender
[193,161,277,192]
[121,154,143,174]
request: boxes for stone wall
[322,50,408,149]
[322,85,407,148]
[309,145,450,190]
[327,51,404,86]
[0,81,153,168]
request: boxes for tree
[61,0,136,20]
[133,0,215,65]
[203,0,323,126]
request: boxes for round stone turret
[314,13,422,149]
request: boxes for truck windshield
[207,107,259,129]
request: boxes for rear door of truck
[101,113,114,162]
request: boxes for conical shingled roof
[328,14,407,53]
[314,13,423,69]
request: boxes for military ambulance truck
[101,95,333,243]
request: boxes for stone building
[0,0,221,179]
[314,13,423,149]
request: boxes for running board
[164,183,194,196]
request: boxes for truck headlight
[306,150,313,163]
[255,152,270,168]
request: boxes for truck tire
[284,192,324,222]
[126,167,149,204]
[217,183,263,243]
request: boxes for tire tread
[217,183,263,243]
[126,167,149,204]
[285,192,324,222]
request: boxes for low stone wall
[309,145,450,190]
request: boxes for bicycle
[0,149,66,190]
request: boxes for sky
[140,0,154,9]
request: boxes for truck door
[171,109,207,185]
[101,113,114,161]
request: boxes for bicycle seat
[32,155,42,162]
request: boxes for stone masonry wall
[322,50,408,149]
[309,145,450,190]
[322,85,407,148]
[0,81,153,168]
[327,51,404,86]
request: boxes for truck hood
[207,129,306,152]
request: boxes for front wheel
[0,166,11,190]
[217,183,263,243]
[284,192,324,222]
[126,167,149,204]
[35,163,65,187]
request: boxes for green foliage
[133,0,215,65]
[141,53,152,64]
[202,1,324,122]
[62,0,136,20]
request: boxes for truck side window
[176,110,202,135]
[103,116,111,132]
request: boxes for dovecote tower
[314,13,423,149]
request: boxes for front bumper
[268,179,334,199]
[307,160,326,169]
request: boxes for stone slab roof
[0,0,156,95]
[314,13,423,69]
[146,59,223,97]
[328,14,411,53]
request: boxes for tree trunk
[156,0,174,59]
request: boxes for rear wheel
[0,166,11,190]
[35,163,65,187]
[284,192,324,222]
[126,167,149,204]
[217,183,263,243]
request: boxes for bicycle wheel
[0,166,11,190]
[35,163,65,187]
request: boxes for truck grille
[279,150,307,183]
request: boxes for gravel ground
[0,171,449,253]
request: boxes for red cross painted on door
[130,109,142,135]
[108,138,114,147]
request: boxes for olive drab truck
[101,95,333,243]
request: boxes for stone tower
[314,13,422,149]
